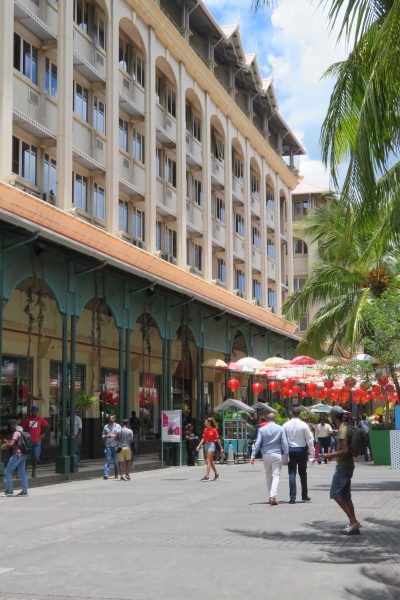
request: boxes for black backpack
[19,430,33,455]
[349,426,367,457]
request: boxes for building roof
[0,183,299,340]
[293,178,329,196]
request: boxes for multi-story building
[0,0,303,471]
[292,178,328,334]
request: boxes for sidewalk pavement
[17,453,161,487]
[0,460,399,600]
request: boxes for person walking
[358,414,373,462]
[66,410,83,465]
[118,419,133,480]
[129,410,140,459]
[184,423,198,466]
[22,406,49,478]
[325,406,361,535]
[102,415,121,480]
[316,417,333,464]
[250,412,289,505]
[1,419,29,496]
[196,417,223,482]
[283,405,314,504]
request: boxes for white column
[105,5,119,234]
[145,27,157,253]
[274,173,282,315]
[244,140,252,301]
[225,119,233,291]
[286,188,294,295]
[56,0,74,211]
[203,92,212,280]
[176,62,187,268]
[0,0,14,182]
[260,161,268,308]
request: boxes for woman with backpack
[1,419,29,496]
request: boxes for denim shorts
[204,442,216,453]
[330,465,354,500]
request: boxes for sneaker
[302,496,311,502]
[200,476,209,482]
[16,490,28,496]
[103,475,108,480]
[125,474,131,480]
[213,473,220,481]
[289,499,296,504]
[1,491,14,497]
[121,474,128,481]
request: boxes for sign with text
[161,410,182,443]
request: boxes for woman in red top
[196,417,223,482]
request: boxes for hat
[330,406,344,416]
[31,405,39,411]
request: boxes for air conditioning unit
[96,52,104,67]
[166,116,172,129]
[28,89,39,107]
[123,157,130,170]
[132,238,145,249]
[166,253,176,264]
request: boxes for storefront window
[0,355,32,436]
[139,374,160,440]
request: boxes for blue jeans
[104,446,118,477]
[317,437,330,463]
[5,454,28,493]
[30,442,41,463]
[288,447,308,500]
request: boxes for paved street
[0,460,399,600]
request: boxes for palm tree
[254,1,400,219]
[282,195,400,355]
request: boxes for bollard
[197,446,205,466]
[226,442,234,465]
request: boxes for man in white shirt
[316,418,333,464]
[283,405,315,504]
[66,410,83,465]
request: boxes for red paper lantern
[227,378,241,391]
[392,392,399,403]
[287,389,295,397]
[323,379,334,389]
[344,377,356,388]
[299,391,307,399]
[282,378,293,389]
[306,382,317,394]
[378,376,388,386]
[252,382,263,395]
[279,389,286,397]
[292,385,301,395]
[372,384,382,394]
[268,381,278,391]
[386,383,395,393]
[360,381,370,391]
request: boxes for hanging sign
[161,410,182,443]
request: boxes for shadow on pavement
[312,480,400,493]
[343,565,400,600]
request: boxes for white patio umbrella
[310,403,332,414]
[263,357,289,368]
[214,399,255,413]
[236,357,264,370]
[201,358,228,369]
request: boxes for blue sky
[204,0,349,187]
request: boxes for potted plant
[76,392,98,412]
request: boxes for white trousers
[262,453,282,499]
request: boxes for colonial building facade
[0,0,302,472]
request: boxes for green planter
[369,430,391,465]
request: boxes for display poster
[161,410,182,443]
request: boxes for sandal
[342,525,360,536]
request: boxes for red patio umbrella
[289,355,317,366]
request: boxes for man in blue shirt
[251,412,289,505]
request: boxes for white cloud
[299,155,330,189]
